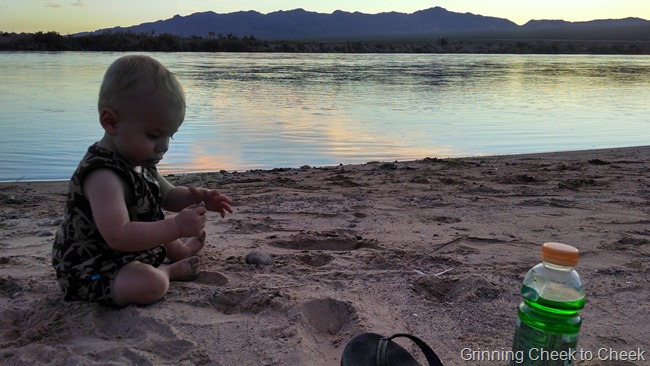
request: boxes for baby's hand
[189,186,233,218]
[174,204,207,237]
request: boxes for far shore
[2,30,650,54]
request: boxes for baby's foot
[184,230,206,257]
[168,256,200,281]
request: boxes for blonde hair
[98,55,185,121]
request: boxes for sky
[1,0,648,34]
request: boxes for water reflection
[159,54,460,175]
[1,52,650,181]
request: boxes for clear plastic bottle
[510,242,586,366]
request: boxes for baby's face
[113,93,183,167]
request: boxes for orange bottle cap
[541,242,579,267]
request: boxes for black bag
[341,333,444,366]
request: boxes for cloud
[43,1,84,8]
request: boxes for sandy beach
[1,146,649,365]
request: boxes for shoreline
[3,144,648,185]
[1,144,649,364]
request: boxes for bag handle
[376,333,444,366]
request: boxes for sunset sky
[1,0,648,34]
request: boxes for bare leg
[112,257,200,306]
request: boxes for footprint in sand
[92,307,200,364]
[296,253,333,267]
[209,289,287,315]
[194,271,229,286]
[270,231,379,251]
[413,275,502,303]
[300,298,358,335]
[226,219,277,234]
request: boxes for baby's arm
[84,169,206,252]
[157,172,233,217]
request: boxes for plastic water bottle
[510,242,586,366]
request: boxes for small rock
[39,219,62,226]
[245,251,273,266]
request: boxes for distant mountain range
[82,7,650,41]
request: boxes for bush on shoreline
[1,31,649,54]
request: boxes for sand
[1,146,649,365]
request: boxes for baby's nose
[156,138,169,153]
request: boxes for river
[1,51,649,181]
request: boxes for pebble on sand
[245,251,273,266]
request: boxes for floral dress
[52,143,167,304]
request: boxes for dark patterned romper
[52,143,167,305]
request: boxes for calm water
[1,51,649,181]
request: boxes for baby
[52,55,232,306]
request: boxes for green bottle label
[511,320,578,366]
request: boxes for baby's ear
[99,108,119,134]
